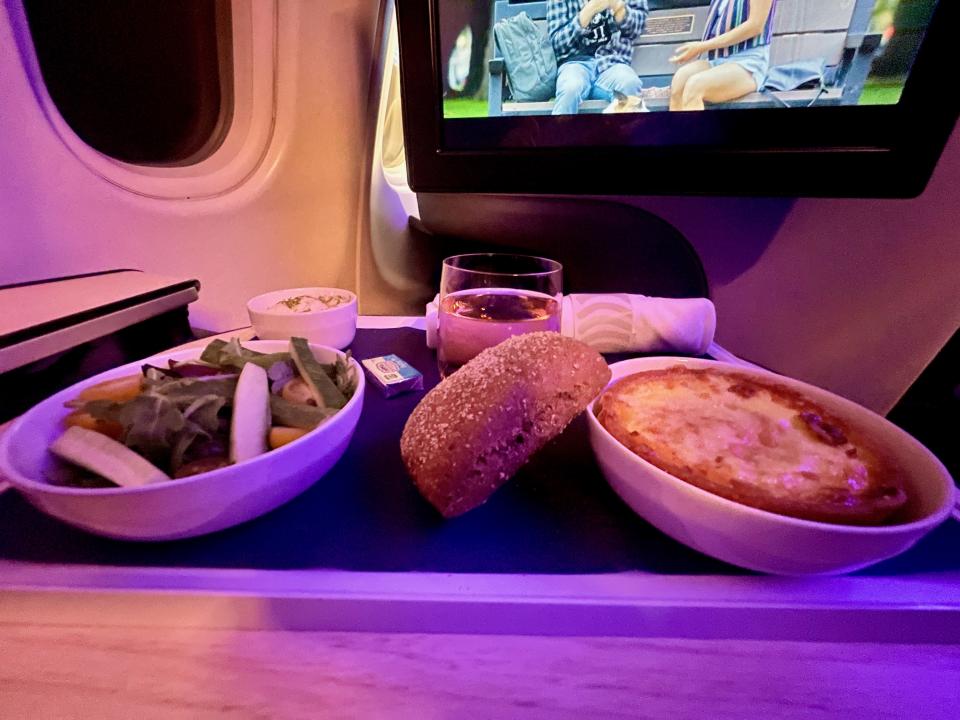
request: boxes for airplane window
[22,0,233,166]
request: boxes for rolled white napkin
[562,293,716,354]
[425,293,716,355]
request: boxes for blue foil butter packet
[361,354,424,397]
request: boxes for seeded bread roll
[401,332,611,518]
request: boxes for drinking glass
[437,253,563,377]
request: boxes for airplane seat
[413,194,710,302]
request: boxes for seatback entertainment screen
[439,0,936,118]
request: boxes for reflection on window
[23,0,233,166]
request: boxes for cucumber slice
[50,426,169,487]
[230,362,270,463]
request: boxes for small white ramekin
[247,287,358,349]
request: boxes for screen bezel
[397,0,958,197]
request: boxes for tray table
[2,319,958,641]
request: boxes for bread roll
[401,332,610,518]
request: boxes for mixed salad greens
[48,337,358,488]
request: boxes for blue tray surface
[1,327,956,576]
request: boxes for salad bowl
[0,340,365,541]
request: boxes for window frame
[10,0,277,200]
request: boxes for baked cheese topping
[596,366,907,524]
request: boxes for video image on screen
[439,0,936,117]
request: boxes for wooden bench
[488,0,882,114]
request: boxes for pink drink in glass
[437,288,561,377]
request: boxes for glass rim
[441,252,562,278]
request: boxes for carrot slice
[76,374,143,403]
[268,426,309,449]
[63,410,124,441]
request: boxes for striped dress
[702,0,778,59]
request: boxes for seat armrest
[859,33,882,54]
[845,32,883,52]
[489,58,505,75]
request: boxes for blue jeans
[552,59,642,115]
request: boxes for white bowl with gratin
[247,287,357,349]
[0,341,364,541]
[586,357,956,575]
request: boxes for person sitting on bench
[668,0,778,111]
[547,0,649,115]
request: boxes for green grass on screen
[859,80,905,106]
[443,98,489,119]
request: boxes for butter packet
[361,354,424,397]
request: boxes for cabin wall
[364,125,959,414]
[0,1,382,331]
[626,128,960,413]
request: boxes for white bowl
[0,341,365,541]
[587,357,956,575]
[247,287,358,349]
